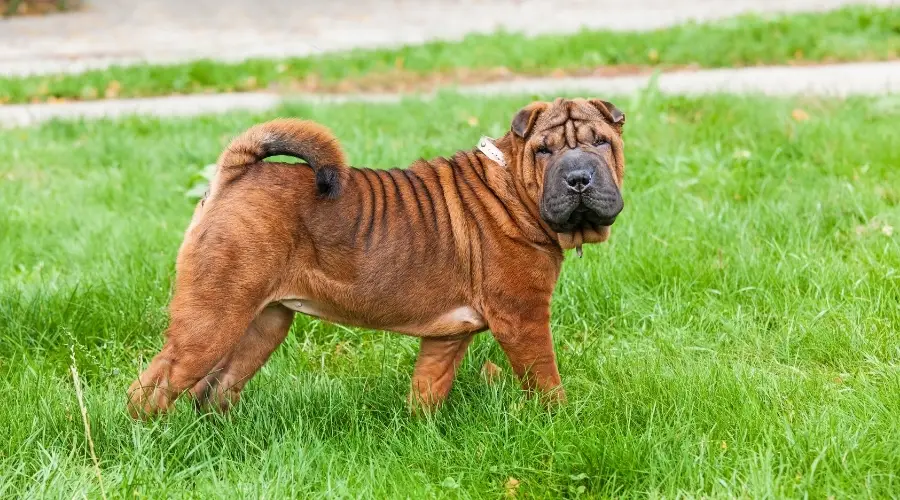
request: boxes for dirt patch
[274,64,701,95]
[1,0,80,17]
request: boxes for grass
[1,90,899,498]
[1,0,79,17]
[1,5,899,104]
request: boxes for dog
[127,97,626,417]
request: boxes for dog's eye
[593,138,609,147]
[535,145,552,156]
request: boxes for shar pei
[128,97,626,417]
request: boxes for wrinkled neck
[489,133,560,248]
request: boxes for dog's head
[510,97,626,249]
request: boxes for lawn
[1,0,80,17]
[1,5,898,104]
[1,90,899,498]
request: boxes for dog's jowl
[128,97,627,417]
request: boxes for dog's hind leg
[408,334,474,411]
[127,226,284,418]
[127,291,262,418]
[190,303,294,412]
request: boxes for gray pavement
[1,0,897,77]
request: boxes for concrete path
[2,61,897,128]
[1,0,897,77]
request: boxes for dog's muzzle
[540,149,623,238]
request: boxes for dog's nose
[565,169,593,193]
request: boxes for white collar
[476,136,506,168]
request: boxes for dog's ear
[590,99,625,134]
[511,102,548,138]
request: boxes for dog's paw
[406,389,444,417]
[480,360,503,385]
[126,359,175,419]
[190,375,240,414]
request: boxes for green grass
[1,0,79,17]
[1,90,899,498]
[2,5,899,104]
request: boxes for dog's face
[511,98,626,249]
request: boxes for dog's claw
[576,245,583,258]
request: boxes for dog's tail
[217,118,349,198]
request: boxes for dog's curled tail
[217,118,349,198]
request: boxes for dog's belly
[279,298,486,337]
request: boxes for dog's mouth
[555,207,613,254]
[539,169,623,255]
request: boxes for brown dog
[127,97,626,417]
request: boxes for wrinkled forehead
[531,98,617,145]
[534,99,609,132]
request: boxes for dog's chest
[280,298,486,337]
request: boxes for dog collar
[477,136,506,167]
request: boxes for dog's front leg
[493,322,565,403]
[408,334,474,412]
